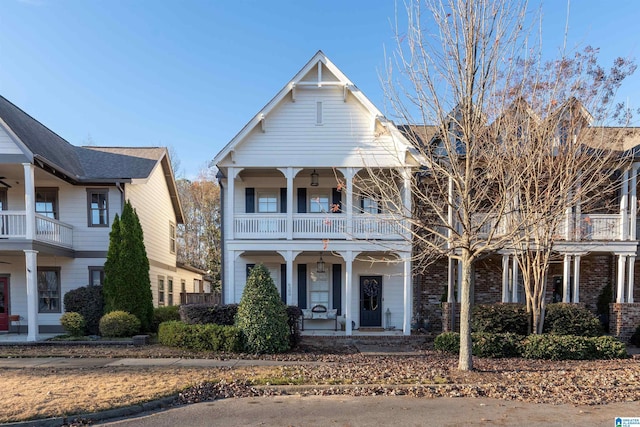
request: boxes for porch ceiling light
[310,169,319,187]
[317,255,325,273]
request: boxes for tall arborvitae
[103,201,154,331]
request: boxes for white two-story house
[214,51,417,335]
[0,95,206,341]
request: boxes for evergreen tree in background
[103,201,154,331]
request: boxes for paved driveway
[98,395,639,426]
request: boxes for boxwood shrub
[434,332,460,353]
[158,321,243,352]
[542,303,603,337]
[151,305,181,332]
[99,311,141,338]
[472,304,528,335]
[472,332,523,358]
[60,312,86,337]
[64,285,104,335]
[179,303,238,325]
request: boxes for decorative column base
[610,303,640,343]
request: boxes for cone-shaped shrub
[236,264,290,353]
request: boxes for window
[87,189,109,227]
[309,193,330,213]
[168,277,174,306]
[88,267,104,286]
[0,188,6,210]
[361,197,380,214]
[169,222,176,254]
[35,188,58,219]
[37,267,60,313]
[158,276,165,306]
[181,280,186,294]
[257,192,278,213]
[309,269,330,308]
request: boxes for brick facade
[610,303,640,343]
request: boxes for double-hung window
[361,197,381,214]
[169,222,176,254]
[158,277,165,306]
[309,193,330,213]
[88,267,104,286]
[35,188,58,219]
[87,189,109,227]
[257,192,278,213]
[38,267,61,313]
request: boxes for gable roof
[213,50,409,166]
[0,95,183,222]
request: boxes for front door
[0,277,8,331]
[360,276,382,327]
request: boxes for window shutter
[297,264,307,308]
[280,188,287,213]
[332,188,342,213]
[245,188,255,213]
[297,188,307,213]
[280,264,287,304]
[332,263,342,315]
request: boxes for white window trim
[309,192,330,213]
[315,100,323,126]
[257,191,279,213]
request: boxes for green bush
[179,304,238,325]
[543,304,603,337]
[236,264,290,354]
[99,311,141,338]
[592,336,628,359]
[60,312,86,337]
[472,332,523,358]
[151,306,181,332]
[434,332,460,353]
[472,304,528,335]
[286,306,303,348]
[63,285,104,335]
[158,321,243,352]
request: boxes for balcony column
[401,168,412,241]
[402,252,411,335]
[620,169,629,240]
[287,169,294,240]
[501,254,510,302]
[563,254,571,303]
[336,167,358,241]
[511,255,519,303]
[628,256,635,303]
[24,249,38,342]
[22,163,35,240]
[630,163,639,240]
[226,167,236,241]
[573,255,581,303]
[616,254,627,303]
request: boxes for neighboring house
[214,51,417,335]
[215,51,640,341]
[0,95,205,341]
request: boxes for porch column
[286,251,294,305]
[286,168,294,240]
[225,250,235,304]
[563,254,571,303]
[501,254,510,303]
[402,252,411,335]
[456,259,463,303]
[628,256,635,303]
[620,169,629,240]
[344,250,354,335]
[573,255,581,303]
[447,257,455,303]
[511,255,519,303]
[630,164,638,240]
[22,163,35,240]
[617,254,626,303]
[24,249,38,342]
[227,167,235,241]
[401,168,412,241]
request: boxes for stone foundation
[610,303,640,343]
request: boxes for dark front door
[0,277,8,331]
[360,276,382,327]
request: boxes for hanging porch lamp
[310,169,319,186]
[316,255,325,273]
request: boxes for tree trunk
[458,248,474,371]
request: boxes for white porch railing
[0,211,74,248]
[233,214,405,240]
[574,214,621,240]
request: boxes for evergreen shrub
[472,304,528,335]
[60,312,86,337]
[543,303,603,337]
[179,303,238,325]
[63,285,104,335]
[158,321,243,352]
[236,264,290,354]
[151,306,181,332]
[99,311,141,337]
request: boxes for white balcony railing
[233,214,405,240]
[0,211,73,248]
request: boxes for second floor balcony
[0,211,74,248]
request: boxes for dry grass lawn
[0,366,279,423]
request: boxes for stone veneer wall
[610,303,640,343]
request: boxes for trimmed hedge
[158,321,243,352]
[151,306,181,332]
[286,306,303,348]
[543,303,603,337]
[434,332,627,360]
[63,285,104,335]
[472,304,528,335]
[60,312,86,337]
[179,304,238,325]
[99,311,141,337]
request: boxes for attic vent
[316,101,323,125]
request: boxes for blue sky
[1,0,638,178]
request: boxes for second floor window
[87,189,109,227]
[158,277,165,306]
[361,197,381,214]
[169,222,176,254]
[0,188,6,210]
[36,188,58,219]
[258,193,278,213]
[309,193,330,213]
